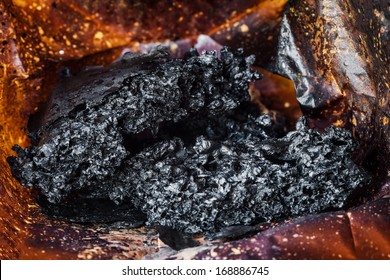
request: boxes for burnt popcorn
[8,47,370,234]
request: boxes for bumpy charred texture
[130,37,301,126]
[272,0,390,168]
[8,48,369,234]
[8,47,259,220]
[0,0,387,260]
[124,117,369,234]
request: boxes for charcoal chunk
[120,117,369,233]
[8,47,370,233]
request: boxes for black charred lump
[8,47,370,234]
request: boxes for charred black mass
[8,47,370,234]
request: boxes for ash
[8,47,369,234]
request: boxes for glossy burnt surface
[0,0,289,260]
[8,47,370,235]
[167,197,389,260]
[0,0,389,259]
[272,0,390,167]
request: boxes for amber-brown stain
[0,0,388,260]
[0,0,290,260]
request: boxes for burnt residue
[121,116,369,234]
[176,197,390,260]
[272,0,390,171]
[8,47,370,234]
